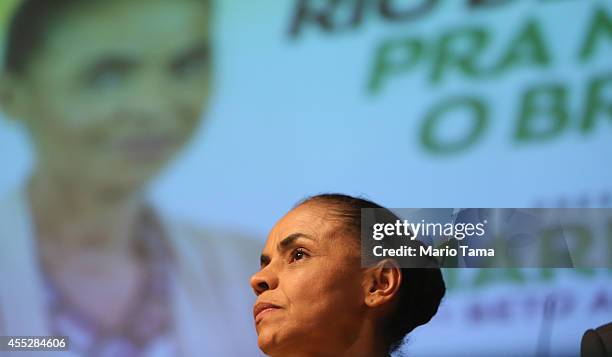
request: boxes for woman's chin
[103,158,169,187]
[258,328,308,357]
[257,329,283,356]
[84,168,160,195]
[257,336,272,355]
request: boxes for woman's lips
[253,302,281,324]
[118,135,176,160]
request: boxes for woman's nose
[119,75,178,127]
[250,268,278,296]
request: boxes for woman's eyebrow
[171,43,210,66]
[177,43,209,59]
[278,233,315,251]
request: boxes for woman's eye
[290,248,308,263]
[89,70,123,89]
[171,53,208,79]
[84,61,130,90]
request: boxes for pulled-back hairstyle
[297,193,446,355]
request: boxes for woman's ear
[0,73,27,121]
[363,259,402,308]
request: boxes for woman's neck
[27,170,144,255]
[342,321,390,357]
[277,318,389,357]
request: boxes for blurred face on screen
[3,0,211,190]
[250,203,368,356]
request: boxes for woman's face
[250,203,369,356]
[5,0,211,189]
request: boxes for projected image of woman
[251,194,446,357]
[0,0,258,355]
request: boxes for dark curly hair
[298,193,446,355]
